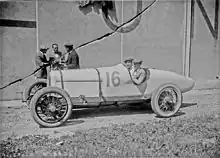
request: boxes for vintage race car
[29,63,195,127]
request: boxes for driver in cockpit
[123,57,147,85]
[123,57,134,72]
[130,59,146,85]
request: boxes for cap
[64,43,73,48]
[133,59,143,65]
[124,57,134,63]
[40,45,49,50]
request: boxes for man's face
[52,45,58,53]
[65,47,70,53]
[124,61,132,69]
[134,63,141,70]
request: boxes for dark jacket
[65,49,80,69]
[35,51,49,79]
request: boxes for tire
[23,79,47,107]
[151,83,182,117]
[30,86,73,128]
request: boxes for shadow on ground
[155,111,186,118]
[69,103,153,120]
[39,102,198,128]
[181,103,197,108]
[68,102,197,120]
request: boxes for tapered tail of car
[145,69,195,95]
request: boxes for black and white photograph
[0,0,219,157]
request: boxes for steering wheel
[48,57,65,71]
[51,62,65,71]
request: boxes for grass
[0,112,219,158]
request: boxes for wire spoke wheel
[151,84,182,117]
[35,92,68,124]
[158,88,177,113]
[30,83,44,96]
[23,79,47,108]
[30,87,73,128]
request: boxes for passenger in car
[131,59,147,85]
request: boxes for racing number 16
[106,71,120,87]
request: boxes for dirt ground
[0,89,220,157]
[0,89,219,141]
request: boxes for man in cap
[63,43,80,69]
[123,57,134,71]
[35,45,50,79]
[131,59,146,85]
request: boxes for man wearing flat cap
[63,43,80,69]
[123,57,134,71]
[35,45,50,79]
[131,59,146,85]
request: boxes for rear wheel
[30,86,73,128]
[23,79,47,108]
[151,84,182,117]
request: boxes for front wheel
[30,86,73,128]
[151,84,182,117]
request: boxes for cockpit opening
[123,58,150,85]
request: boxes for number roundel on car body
[106,71,121,87]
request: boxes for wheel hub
[48,103,56,112]
[163,96,173,103]
[159,89,177,112]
